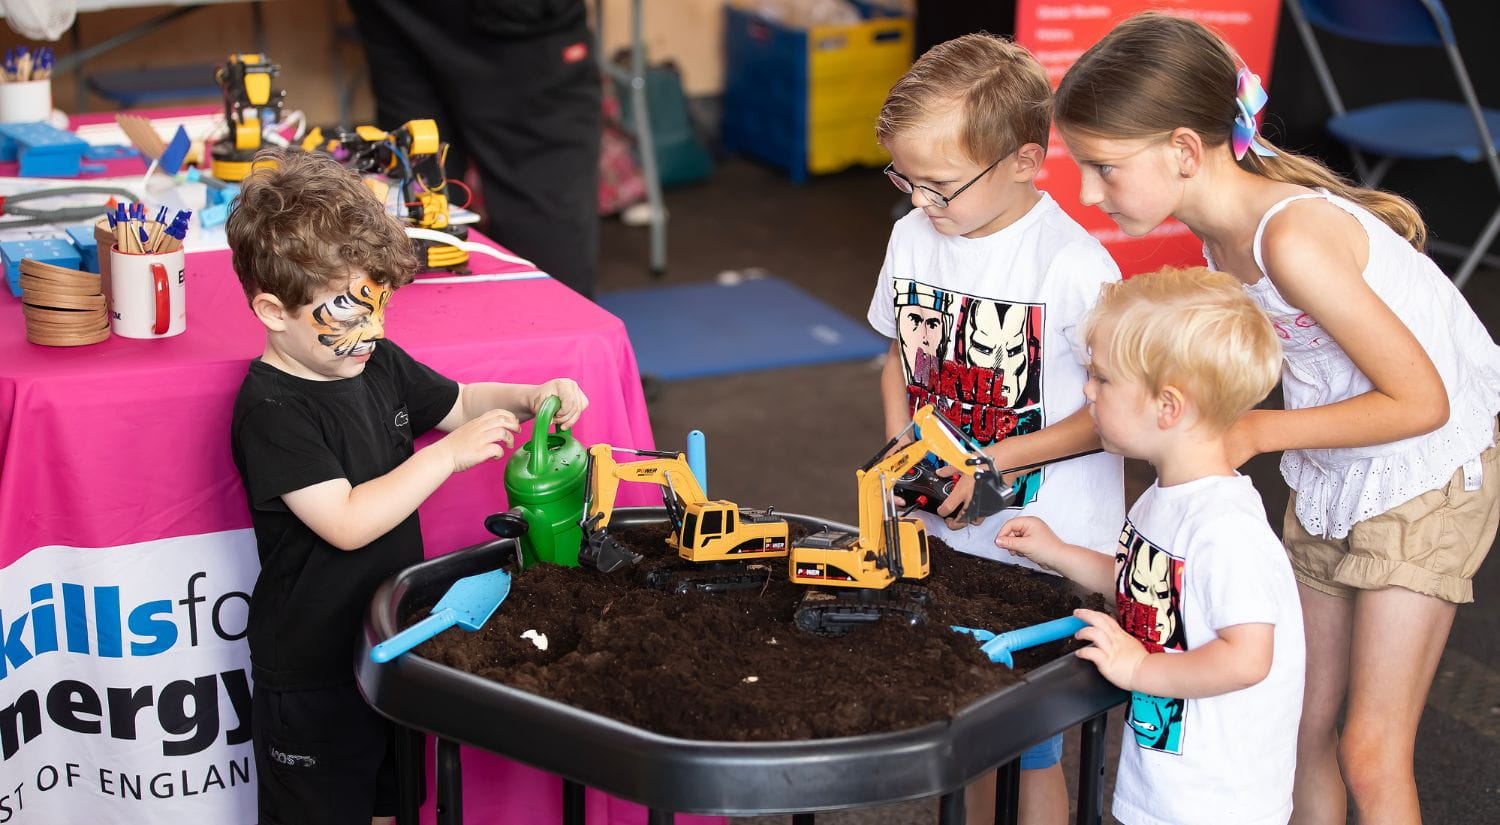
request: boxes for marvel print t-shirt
[1112,475,1304,825]
[867,192,1124,564]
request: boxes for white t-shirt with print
[1111,474,1305,825]
[866,192,1124,565]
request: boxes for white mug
[109,246,186,339]
[0,79,51,124]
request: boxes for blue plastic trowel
[371,568,512,663]
[952,615,1087,668]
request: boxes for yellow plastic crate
[723,7,913,180]
[806,16,913,175]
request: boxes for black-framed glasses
[884,156,1005,207]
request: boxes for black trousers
[349,0,602,296]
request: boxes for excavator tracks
[792,585,931,636]
[646,561,776,595]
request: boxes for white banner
[0,531,260,824]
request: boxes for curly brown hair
[227,148,418,310]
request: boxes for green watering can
[504,395,587,567]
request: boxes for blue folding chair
[1285,0,1500,289]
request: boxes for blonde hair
[1054,12,1426,249]
[876,32,1052,165]
[1084,266,1281,431]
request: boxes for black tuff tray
[357,508,1127,816]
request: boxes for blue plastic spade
[952,615,1087,668]
[371,568,512,663]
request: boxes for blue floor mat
[597,275,888,380]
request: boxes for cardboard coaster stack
[19,258,109,346]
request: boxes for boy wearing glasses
[867,33,1123,825]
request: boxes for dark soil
[416,521,1106,741]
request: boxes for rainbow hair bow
[1232,68,1277,161]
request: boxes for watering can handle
[528,395,565,475]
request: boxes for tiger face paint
[309,276,390,358]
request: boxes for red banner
[1016,1,1282,276]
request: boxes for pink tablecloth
[0,248,655,559]
[0,240,719,824]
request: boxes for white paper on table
[0,151,479,256]
[0,174,226,252]
[70,113,222,149]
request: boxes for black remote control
[893,462,956,516]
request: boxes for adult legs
[448,20,601,296]
[347,1,602,297]
[346,0,464,171]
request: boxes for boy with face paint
[225,149,588,825]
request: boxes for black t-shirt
[230,339,460,689]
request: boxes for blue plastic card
[159,125,191,175]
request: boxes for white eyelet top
[1206,191,1500,539]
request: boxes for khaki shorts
[1283,438,1500,604]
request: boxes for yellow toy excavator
[580,444,791,591]
[789,404,1012,634]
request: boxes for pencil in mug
[110,210,138,254]
[160,210,192,253]
[126,203,143,253]
[146,205,168,251]
[115,204,129,252]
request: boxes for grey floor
[596,158,1500,824]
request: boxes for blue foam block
[2,238,83,296]
[596,275,888,380]
[0,122,89,177]
[83,144,141,161]
[66,225,100,274]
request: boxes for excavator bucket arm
[578,447,643,572]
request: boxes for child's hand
[936,466,982,528]
[1072,608,1149,691]
[438,408,520,472]
[534,378,589,428]
[994,516,1063,570]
